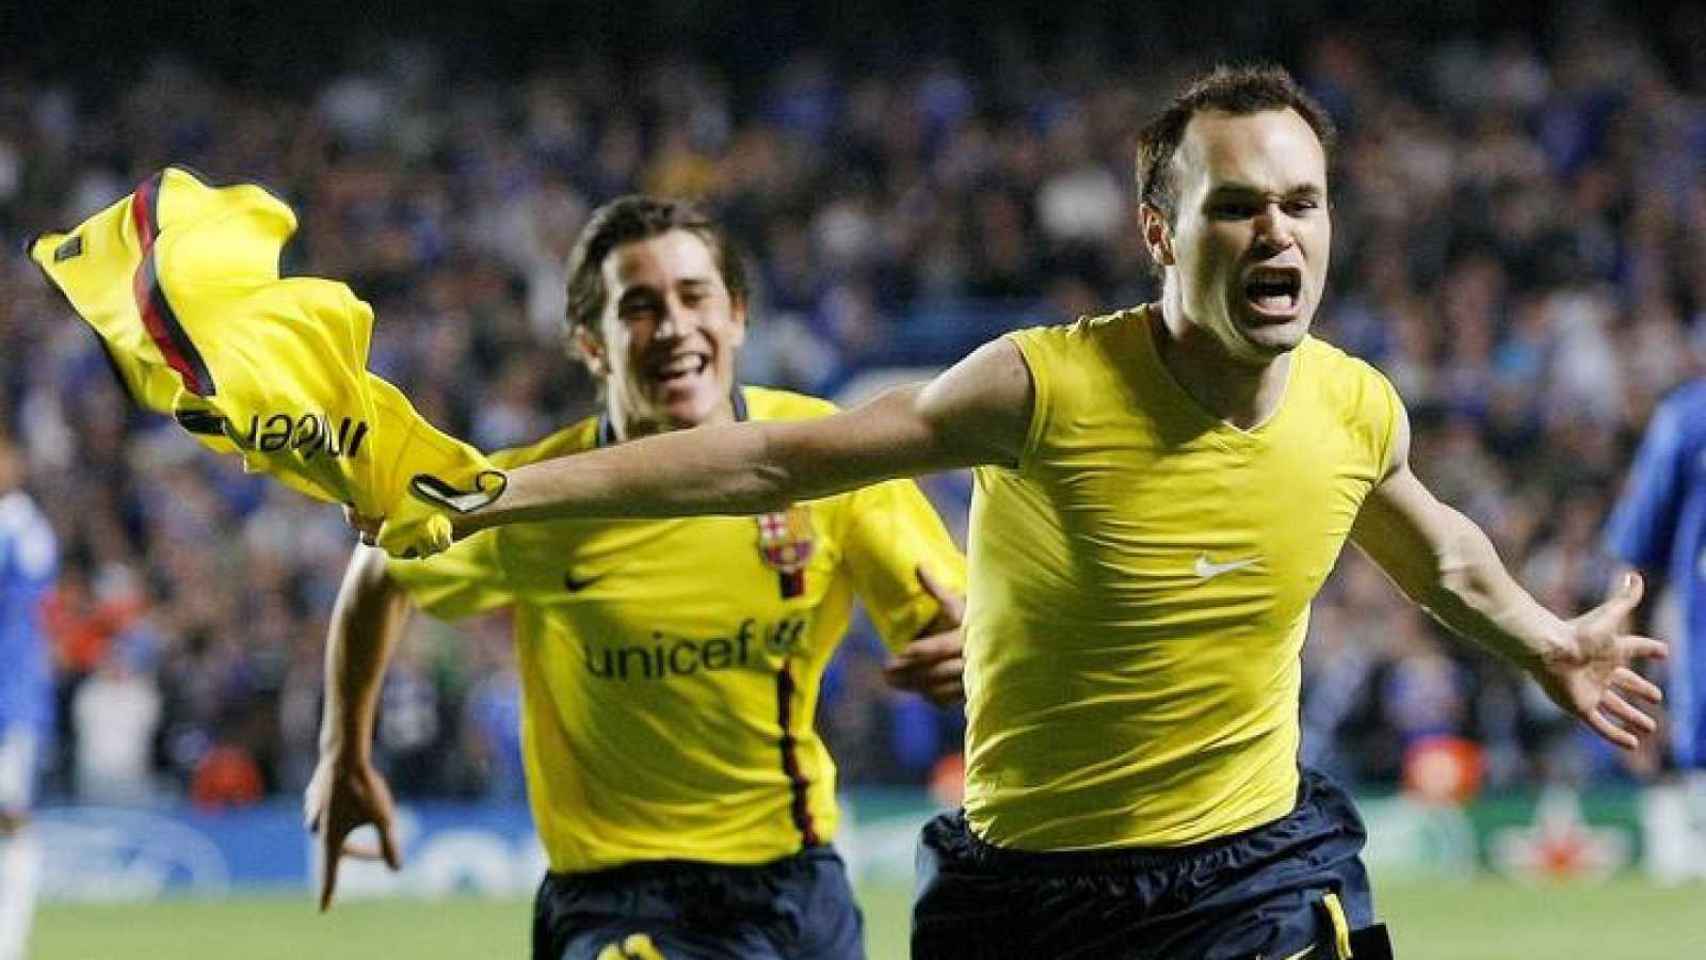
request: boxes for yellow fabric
[28,166,503,548]
[595,934,667,960]
[387,386,967,873]
[963,306,1400,850]
[1320,891,1354,959]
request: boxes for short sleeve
[386,527,516,621]
[1371,365,1404,479]
[835,479,968,652]
[1005,328,1055,476]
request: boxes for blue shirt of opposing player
[1604,378,1706,768]
[0,433,59,828]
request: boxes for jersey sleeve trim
[1006,329,1053,475]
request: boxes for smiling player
[306,196,968,960]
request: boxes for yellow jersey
[29,166,502,551]
[388,386,968,872]
[964,306,1400,850]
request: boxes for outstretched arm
[447,337,1035,537]
[1350,407,1667,751]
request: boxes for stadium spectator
[71,641,162,805]
[188,743,266,811]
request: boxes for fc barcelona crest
[756,505,815,599]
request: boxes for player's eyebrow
[1206,182,1324,201]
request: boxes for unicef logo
[764,617,808,655]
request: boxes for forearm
[457,385,961,536]
[319,545,412,761]
[1410,509,1569,671]
[463,420,802,534]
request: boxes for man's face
[580,229,747,434]
[1149,107,1330,365]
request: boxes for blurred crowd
[0,8,1703,809]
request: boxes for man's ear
[1140,203,1175,268]
[571,323,610,378]
[728,294,749,349]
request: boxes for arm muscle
[463,337,1034,532]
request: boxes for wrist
[1519,620,1576,674]
[450,511,484,540]
[319,730,372,766]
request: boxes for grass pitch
[31,873,1703,958]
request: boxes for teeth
[656,357,706,378]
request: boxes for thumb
[916,566,966,625]
[1602,570,1645,619]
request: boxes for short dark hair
[1135,64,1337,224]
[563,195,748,344]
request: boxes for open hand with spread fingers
[1529,571,1668,752]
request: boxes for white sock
[1641,781,1700,884]
[0,832,41,960]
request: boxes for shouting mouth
[1242,267,1303,319]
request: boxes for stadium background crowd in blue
[0,2,1703,807]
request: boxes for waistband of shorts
[546,843,839,889]
[961,811,1289,874]
[960,768,1337,875]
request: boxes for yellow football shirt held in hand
[28,166,503,551]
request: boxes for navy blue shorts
[913,768,1390,959]
[531,845,863,960]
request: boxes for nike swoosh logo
[409,471,508,513]
[564,572,603,592]
[1276,946,1317,960]
[1193,554,1260,579]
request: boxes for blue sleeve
[0,505,59,731]
[1604,399,1686,571]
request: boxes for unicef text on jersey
[584,617,809,680]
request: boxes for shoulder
[1300,336,1399,407]
[1298,337,1406,471]
[0,492,57,580]
[1009,307,1141,353]
[1642,378,1706,455]
[741,385,840,422]
[1659,379,1706,425]
[1005,308,1146,396]
[488,416,601,470]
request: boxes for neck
[605,395,735,444]
[1150,294,1293,430]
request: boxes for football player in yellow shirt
[379,66,1667,960]
[305,196,968,960]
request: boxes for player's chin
[1254,323,1306,348]
[1232,319,1306,359]
[654,386,727,429]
